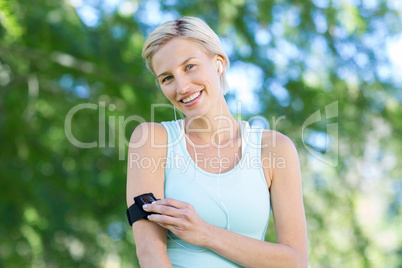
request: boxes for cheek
[202,72,220,89]
[205,68,220,84]
[196,69,218,85]
[161,86,175,100]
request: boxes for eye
[162,75,173,83]
[186,64,195,70]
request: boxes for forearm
[205,225,307,268]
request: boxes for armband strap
[126,193,159,226]
[126,203,148,226]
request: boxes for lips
[180,90,201,102]
[180,90,203,106]
[182,91,200,103]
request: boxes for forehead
[152,38,211,74]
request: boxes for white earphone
[217,61,223,73]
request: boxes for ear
[215,55,225,74]
[217,61,222,73]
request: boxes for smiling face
[152,38,223,118]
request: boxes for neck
[183,98,240,144]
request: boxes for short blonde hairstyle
[142,16,230,95]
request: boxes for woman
[126,17,308,267]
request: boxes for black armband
[126,193,158,226]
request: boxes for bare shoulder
[130,122,167,144]
[261,129,298,158]
[260,130,299,188]
[129,122,167,153]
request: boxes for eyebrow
[157,57,196,79]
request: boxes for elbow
[136,245,158,263]
[136,246,152,262]
[297,258,308,268]
[291,249,308,268]
[136,243,170,267]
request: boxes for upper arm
[126,122,169,259]
[262,131,308,263]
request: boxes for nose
[175,74,191,94]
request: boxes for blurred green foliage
[0,0,401,267]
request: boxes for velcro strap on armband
[126,203,148,226]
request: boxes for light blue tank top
[161,119,271,268]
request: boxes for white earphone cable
[168,63,231,252]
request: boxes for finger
[143,203,180,217]
[152,198,190,209]
[148,213,180,226]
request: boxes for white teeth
[182,91,200,103]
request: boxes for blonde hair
[142,16,230,94]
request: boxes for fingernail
[143,204,149,210]
[151,201,156,204]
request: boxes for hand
[142,198,211,247]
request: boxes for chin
[182,108,209,119]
